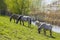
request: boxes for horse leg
[28,22,30,27]
[22,20,24,26]
[14,19,15,23]
[38,28,41,34]
[29,21,31,27]
[23,21,24,26]
[28,20,31,27]
[50,30,52,37]
[20,20,21,24]
[10,16,12,22]
[29,23,31,27]
[44,29,46,36]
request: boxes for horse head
[35,21,40,26]
[16,15,23,24]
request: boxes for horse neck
[40,24,46,28]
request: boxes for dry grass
[44,12,60,26]
[30,11,60,26]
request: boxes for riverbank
[31,21,60,33]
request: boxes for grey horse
[36,21,52,37]
[10,14,22,23]
[16,16,31,27]
[10,14,18,23]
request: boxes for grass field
[0,16,60,40]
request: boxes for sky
[43,0,52,4]
[31,0,59,10]
[41,0,58,6]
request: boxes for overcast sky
[41,0,58,6]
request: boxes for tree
[0,0,7,15]
[5,0,31,15]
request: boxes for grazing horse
[10,14,19,23]
[36,21,52,37]
[16,15,23,25]
[16,16,31,27]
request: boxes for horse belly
[44,26,52,30]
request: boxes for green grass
[0,16,60,40]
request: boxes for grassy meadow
[0,16,60,40]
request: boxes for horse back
[11,14,19,19]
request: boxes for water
[31,21,60,33]
[52,25,60,33]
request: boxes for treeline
[0,0,32,15]
[0,0,7,15]
[44,12,60,26]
